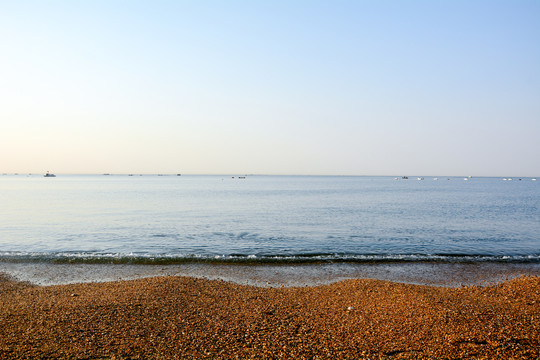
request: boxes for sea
[1,174,539,287]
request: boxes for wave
[1,251,539,265]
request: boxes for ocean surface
[1,174,539,286]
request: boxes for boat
[44,171,56,177]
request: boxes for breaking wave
[1,251,539,265]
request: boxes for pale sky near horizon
[1,1,539,176]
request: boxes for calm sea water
[1,175,539,266]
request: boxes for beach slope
[1,274,538,359]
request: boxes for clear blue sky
[1,0,539,176]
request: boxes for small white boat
[433,178,438,181]
[532,178,537,181]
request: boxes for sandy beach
[0,274,538,359]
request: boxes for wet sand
[2,261,539,287]
[1,274,538,359]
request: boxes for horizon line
[1,172,538,178]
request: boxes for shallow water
[1,262,539,288]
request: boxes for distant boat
[532,178,537,181]
[402,176,408,179]
[433,178,438,181]
[44,171,56,177]
[417,177,424,180]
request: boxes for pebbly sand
[0,273,539,359]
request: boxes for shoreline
[1,273,538,359]
[1,261,540,288]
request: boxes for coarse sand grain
[0,274,538,359]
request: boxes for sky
[1,1,539,176]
